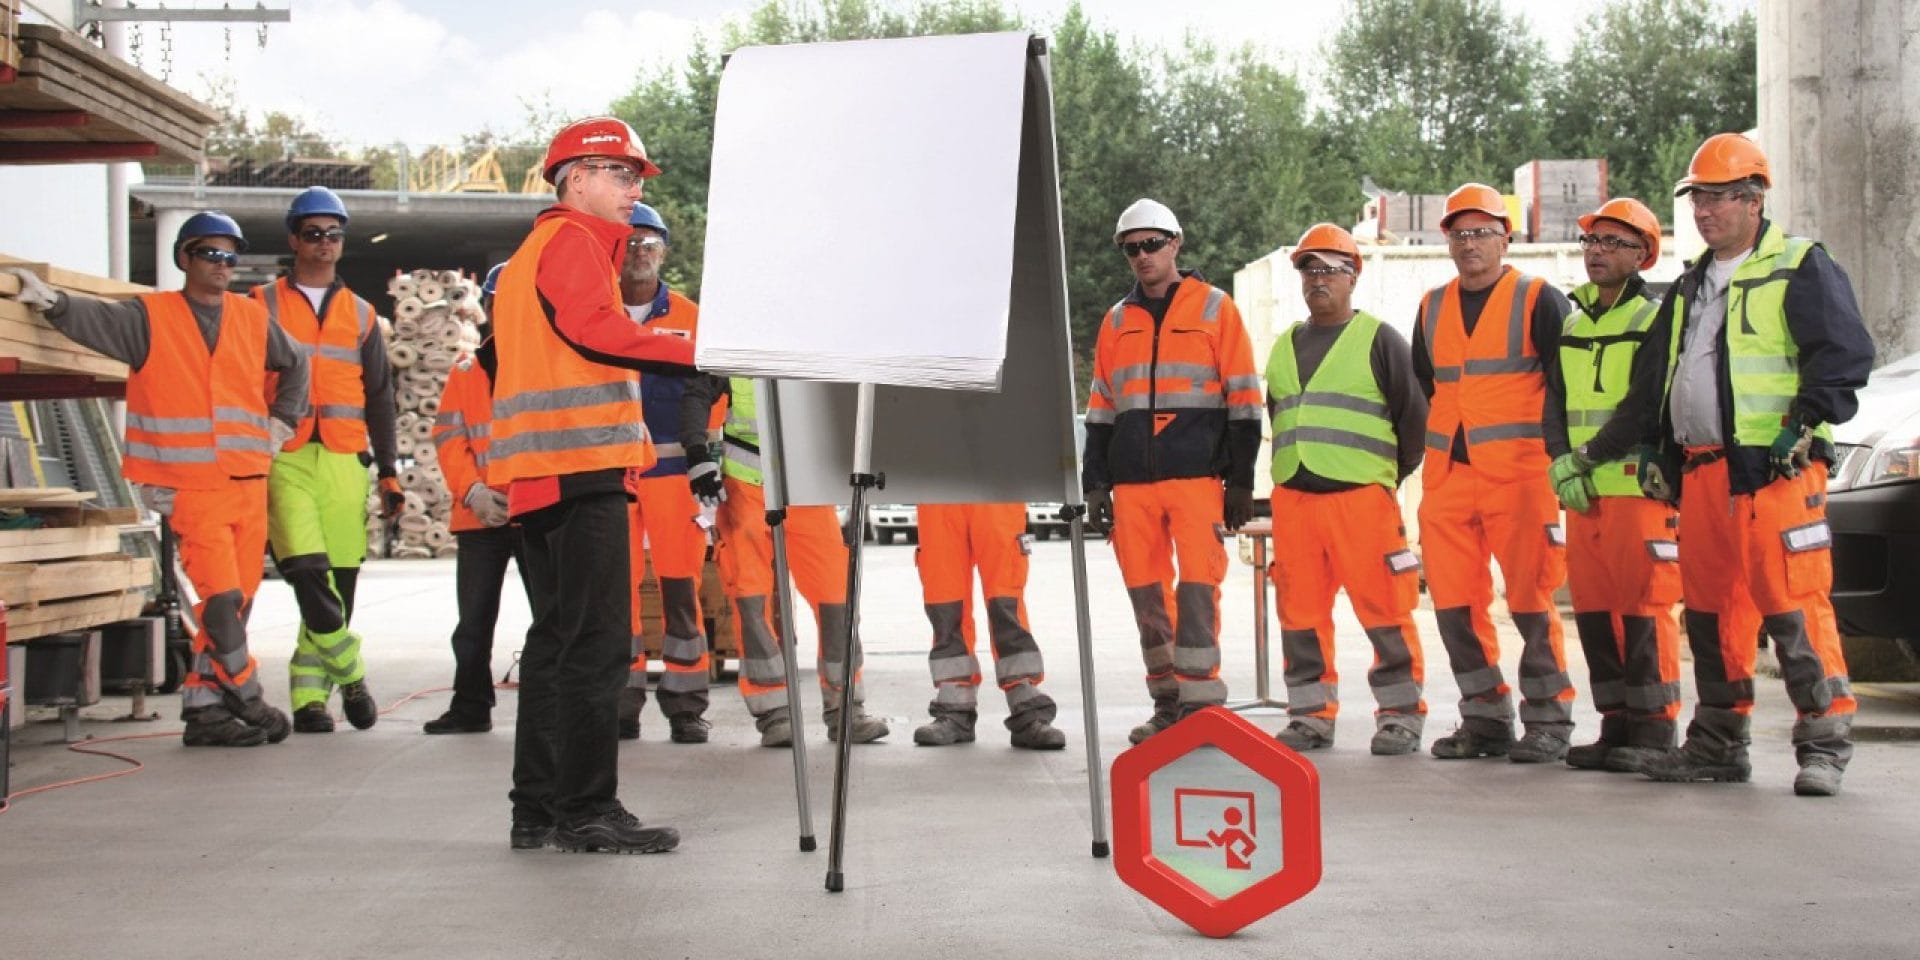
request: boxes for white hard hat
[1114,198,1181,242]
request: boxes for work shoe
[182,707,269,747]
[914,715,977,746]
[1793,758,1845,797]
[510,815,555,851]
[759,718,795,748]
[618,687,644,741]
[1508,730,1571,764]
[668,714,711,744]
[292,703,335,734]
[1369,723,1421,756]
[424,710,491,735]
[228,696,291,744]
[1430,727,1514,759]
[1009,718,1066,751]
[825,709,890,744]
[1275,721,1333,752]
[1128,713,1177,745]
[1641,741,1752,783]
[339,680,378,730]
[553,807,679,854]
[1602,745,1664,774]
[1564,739,1617,770]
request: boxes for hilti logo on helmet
[579,134,624,145]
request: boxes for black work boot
[226,695,292,744]
[424,709,492,734]
[1605,716,1677,774]
[1430,724,1514,759]
[182,706,269,747]
[553,806,679,854]
[339,680,378,730]
[293,703,335,734]
[1643,710,1752,783]
[1009,717,1066,750]
[668,713,711,744]
[510,812,554,851]
[1566,715,1629,770]
[618,687,644,741]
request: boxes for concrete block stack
[369,269,483,559]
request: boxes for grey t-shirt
[1668,250,1751,446]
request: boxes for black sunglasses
[298,227,346,244]
[1119,236,1172,258]
[187,247,239,266]
[1577,233,1644,252]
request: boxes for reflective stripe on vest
[1420,269,1550,484]
[1560,285,1659,497]
[255,279,373,454]
[123,292,273,487]
[1267,311,1397,489]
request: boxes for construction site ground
[6,538,1919,958]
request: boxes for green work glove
[1554,474,1596,514]
[1768,416,1816,480]
[1547,447,1596,488]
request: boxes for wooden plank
[0,554,151,607]
[0,254,152,300]
[25,505,140,527]
[0,309,129,377]
[11,56,204,160]
[5,589,148,641]
[0,487,95,507]
[17,25,219,123]
[0,524,123,563]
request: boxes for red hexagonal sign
[1110,706,1322,938]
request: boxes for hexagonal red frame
[1110,706,1322,938]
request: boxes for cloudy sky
[69,0,1748,149]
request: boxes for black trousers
[509,492,633,823]
[447,525,527,718]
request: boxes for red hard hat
[1675,132,1770,197]
[542,116,661,185]
[1577,197,1662,271]
[1291,222,1363,276]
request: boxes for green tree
[1546,0,1757,219]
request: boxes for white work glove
[464,480,510,527]
[138,484,177,518]
[4,267,59,312]
[269,418,297,451]
[687,460,725,507]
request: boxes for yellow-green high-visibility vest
[1266,311,1398,490]
[1560,283,1659,496]
[722,376,762,485]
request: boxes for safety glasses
[1577,233,1644,253]
[1118,236,1172,258]
[186,247,239,266]
[1298,263,1352,278]
[1445,226,1506,244]
[583,162,644,189]
[297,227,346,244]
[628,235,666,254]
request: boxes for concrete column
[1758,0,1920,363]
[154,207,192,292]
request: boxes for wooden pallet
[5,589,147,641]
[0,553,152,609]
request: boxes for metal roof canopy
[129,184,554,300]
[0,24,219,165]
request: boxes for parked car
[1826,350,1920,669]
[1026,501,1068,540]
[869,503,917,544]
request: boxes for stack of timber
[2,24,221,165]
[0,254,139,391]
[372,269,483,559]
[0,488,150,641]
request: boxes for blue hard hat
[627,203,669,244]
[285,185,350,231]
[482,262,506,296]
[175,211,247,267]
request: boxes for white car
[868,503,917,544]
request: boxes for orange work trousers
[1565,496,1682,748]
[1111,477,1228,714]
[1268,485,1426,736]
[1417,461,1572,736]
[624,475,710,718]
[715,476,862,724]
[1678,455,1853,764]
[173,479,269,714]
[915,502,1056,730]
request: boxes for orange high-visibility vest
[252,278,375,454]
[1419,267,1549,487]
[123,292,274,489]
[433,352,499,532]
[487,217,650,484]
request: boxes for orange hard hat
[1577,197,1662,270]
[542,116,661,185]
[1441,182,1510,232]
[1291,222,1362,275]
[1674,132,1770,197]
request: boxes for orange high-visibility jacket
[487,216,650,484]
[1419,267,1549,487]
[251,277,377,454]
[123,291,275,489]
[1085,278,1262,485]
[433,350,500,533]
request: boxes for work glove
[1636,445,1675,503]
[269,418,296,451]
[378,475,406,520]
[687,460,725,507]
[1223,486,1255,531]
[1547,447,1596,489]
[137,484,176,518]
[1768,414,1817,480]
[3,267,59,312]
[1085,487,1114,532]
[463,481,510,527]
[1554,474,1596,515]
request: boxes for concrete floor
[5,538,1920,959]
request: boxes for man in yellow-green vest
[1264,223,1430,757]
